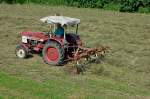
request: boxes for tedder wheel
[15,45,28,58]
[42,42,64,66]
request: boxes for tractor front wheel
[42,42,64,66]
[15,44,28,58]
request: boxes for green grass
[0,71,150,99]
[138,7,150,13]
[0,4,150,99]
[103,3,121,11]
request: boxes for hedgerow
[0,0,150,13]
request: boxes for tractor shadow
[27,54,34,58]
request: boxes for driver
[54,23,64,38]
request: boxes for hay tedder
[15,16,109,74]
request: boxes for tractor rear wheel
[15,45,28,58]
[42,42,64,66]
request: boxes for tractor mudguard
[46,39,63,47]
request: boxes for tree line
[0,0,150,13]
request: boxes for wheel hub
[17,49,25,58]
[46,47,59,62]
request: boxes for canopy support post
[76,24,78,34]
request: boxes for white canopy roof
[40,16,80,25]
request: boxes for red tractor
[16,16,108,72]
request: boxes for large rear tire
[42,42,64,66]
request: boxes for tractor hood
[40,16,80,26]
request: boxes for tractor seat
[66,33,79,44]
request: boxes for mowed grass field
[0,4,150,99]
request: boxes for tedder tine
[75,58,87,74]
[70,46,110,74]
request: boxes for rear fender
[46,39,63,46]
